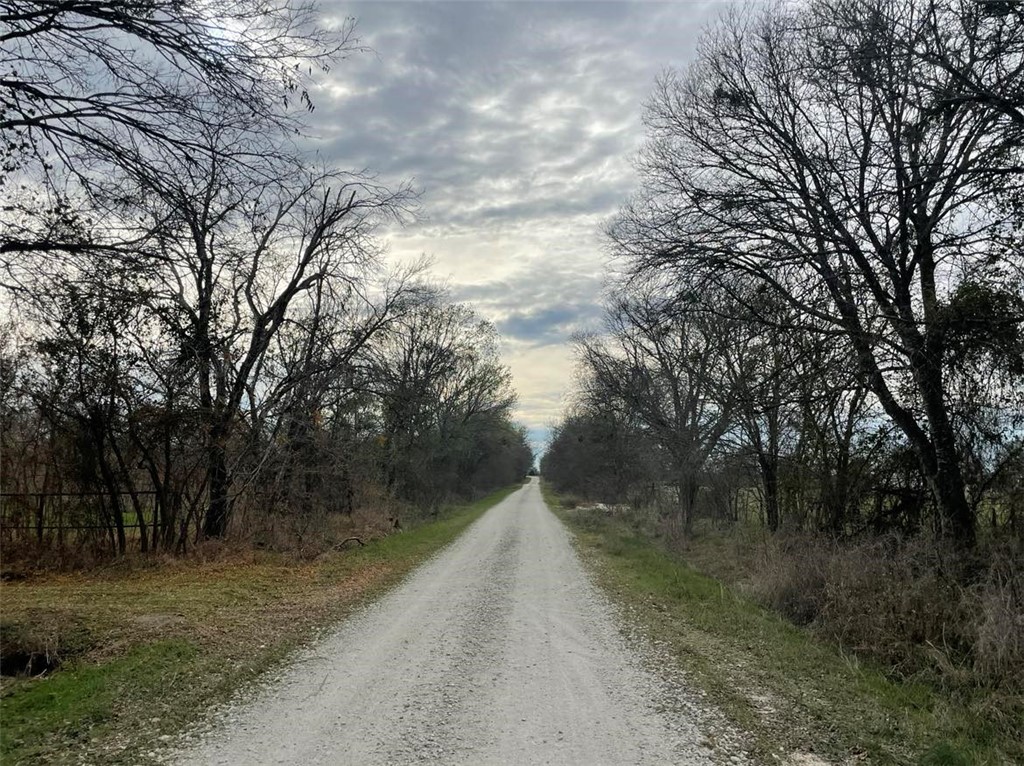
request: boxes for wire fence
[0,491,160,553]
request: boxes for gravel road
[174,479,734,765]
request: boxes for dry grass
[973,552,1024,688]
[0,486,517,765]
[0,553,390,765]
[548,485,1024,764]
[665,524,1024,762]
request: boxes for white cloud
[310,0,723,449]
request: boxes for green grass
[2,641,198,762]
[542,484,1017,766]
[320,485,521,580]
[1,485,519,765]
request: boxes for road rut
[174,478,723,765]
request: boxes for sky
[307,1,724,457]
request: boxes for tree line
[543,0,1023,549]
[0,1,532,556]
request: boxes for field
[0,486,519,765]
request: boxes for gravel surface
[173,479,743,765]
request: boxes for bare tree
[714,285,804,531]
[540,404,662,506]
[254,264,429,521]
[46,115,403,539]
[0,4,537,559]
[911,0,1024,125]
[0,0,361,284]
[577,282,735,534]
[610,0,1024,545]
[0,0,353,173]
[362,297,520,509]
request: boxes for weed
[0,485,516,765]
[919,742,973,766]
[543,483,1021,765]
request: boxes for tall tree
[610,0,1024,545]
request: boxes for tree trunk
[677,471,698,536]
[759,456,780,532]
[915,355,976,547]
[842,314,975,547]
[109,435,149,553]
[824,480,845,535]
[926,439,975,545]
[97,456,127,555]
[202,434,232,539]
[35,493,45,545]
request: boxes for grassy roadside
[0,485,520,766]
[542,484,1018,766]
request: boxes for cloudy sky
[308,1,724,455]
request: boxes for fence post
[36,493,45,544]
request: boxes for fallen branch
[335,537,365,549]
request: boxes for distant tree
[15,257,156,552]
[363,298,520,508]
[466,417,534,492]
[577,282,735,534]
[714,284,804,531]
[257,265,428,521]
[540,404,660,504]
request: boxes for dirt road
[174,479,731,765]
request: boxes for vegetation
[2,0,1022,759]
[543,0,1022,751]
[546,485,1022,765]
[548,0,1023,546]
[0,486,517,765]
[0,0,532,561]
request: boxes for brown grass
[1,486,515,765]
[673,524,1024,749]
[973,552,1024,688]
[0,552,390,764]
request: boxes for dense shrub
[701,530,1024,691]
